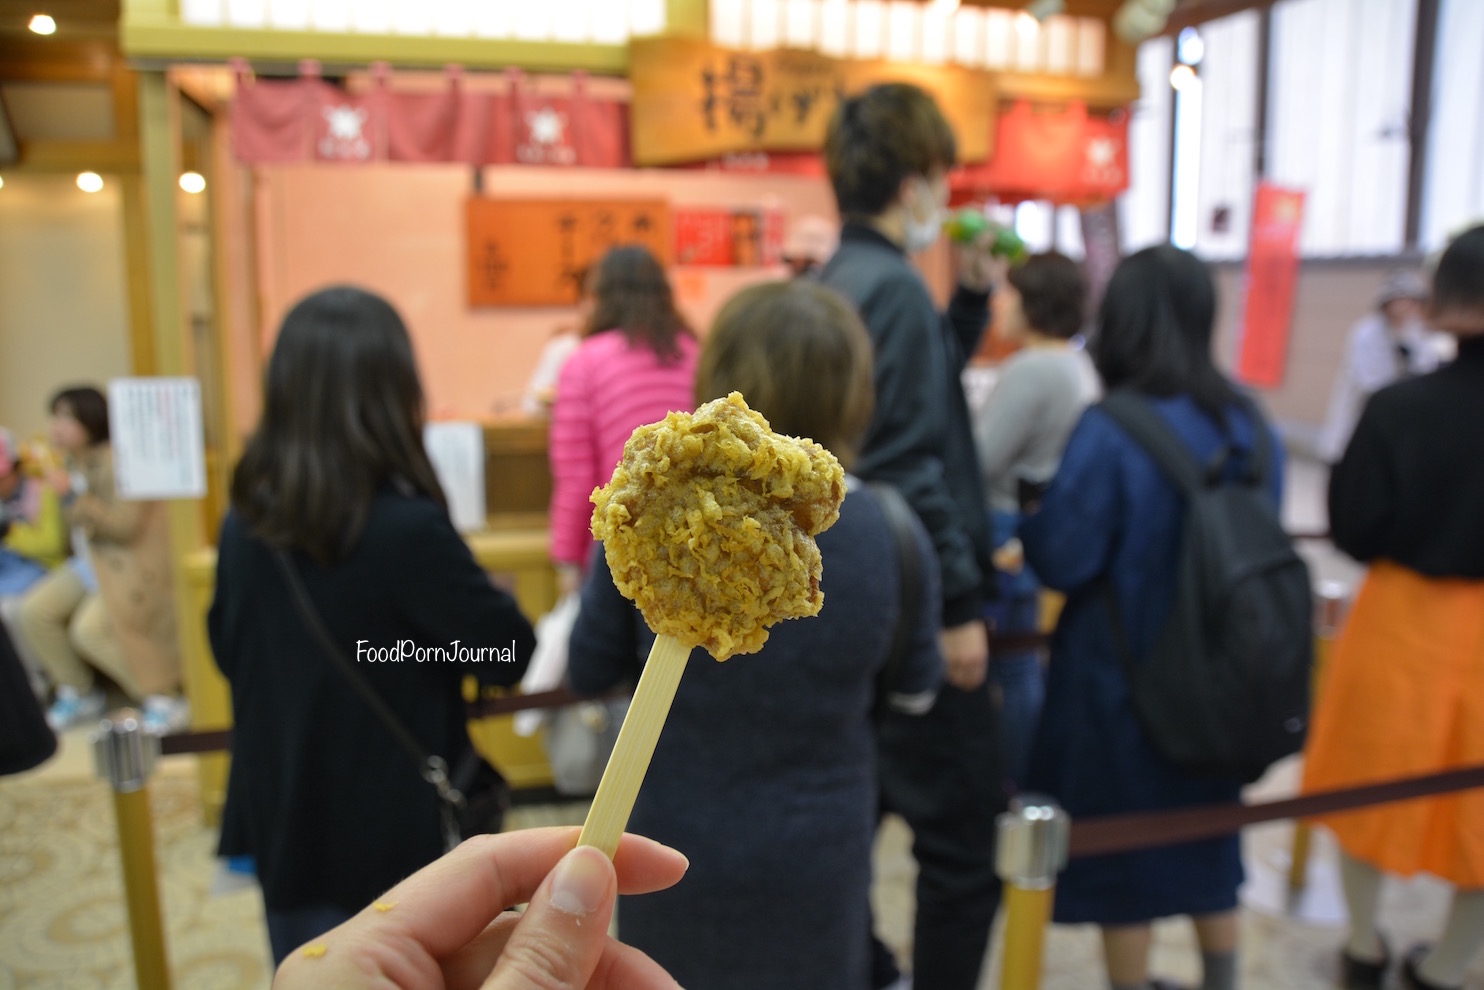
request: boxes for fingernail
[548,846,610,917]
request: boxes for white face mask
[902,177,943,254]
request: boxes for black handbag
[0,623,57,776]
[272,550,509,849]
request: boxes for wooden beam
[120,173,157,375]
[10,139,140,172]
[665,0,709,38]
[120,20,630,74]
[1403,0,1439,250]
[0,39,118,81]
[997,69,1140,109]
[1253,3,1270,179]
[137,71,189,378]
[139,70,221,805]
[111,57,139,141]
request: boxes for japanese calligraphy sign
[629,38,996,167]
[466,198,671,307]
[108,378,207,500]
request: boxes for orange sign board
[466,198,671,307]
[1238,183,1307,388]
[629,37,996,167]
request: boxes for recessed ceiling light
[1169,64,1200,92]
[179,171,206,194]
[29,13,57,34]
[77,171,103,193]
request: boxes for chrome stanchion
[996,794,1070,990]
[94,709,173,990]
[1288,581,1351,900]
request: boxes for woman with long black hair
[1019,246,1283,990]
[210,286,534,964]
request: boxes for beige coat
[69,446,181,695]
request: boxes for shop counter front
[179,527,560,825]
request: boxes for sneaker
[140,694,192,735]
[46,686,106,731]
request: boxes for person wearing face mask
[819,82,1004,990]
[1317,271,1453,465]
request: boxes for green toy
[943,208,1028,263]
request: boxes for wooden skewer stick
[577,633,693,858]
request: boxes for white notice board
[108,378,207,500]
[424,421,487,533]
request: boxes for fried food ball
[590,392,846,660]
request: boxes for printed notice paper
[108,378,207,500]
[424,421,487,533]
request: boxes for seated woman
[19,387,183,733]
[208,285,535,966]
[567,280,943,990]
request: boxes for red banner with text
[1238,184,1307,388]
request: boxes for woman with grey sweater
[973,252,1101,785]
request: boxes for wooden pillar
[114,60,157,377]
[120,176,158,376]
[138,70,227,816]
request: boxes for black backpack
[1099,391,1313,783]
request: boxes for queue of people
[5,75,1475,990]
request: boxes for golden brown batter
[590,392,846,660]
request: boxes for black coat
[209,491,534,912]
[1330,335,1484,577]
[819,223,995,624]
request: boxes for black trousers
[874,682,1005,990]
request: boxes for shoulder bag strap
[866,482,923,722]
[270,548,463,807]
[1097,390,1206,497]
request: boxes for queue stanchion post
[1287,580,1351,899]
[94,709,173,990]
[996,794,1070,990]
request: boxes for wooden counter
[180,527,560,825]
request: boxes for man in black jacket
[819,83,1004,990]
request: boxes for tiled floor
[5,729,1481,989]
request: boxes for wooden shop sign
[467,198,671,307]
[628,37,997,167]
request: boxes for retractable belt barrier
[111,550,1405,990]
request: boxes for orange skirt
[1302,561,1484,887]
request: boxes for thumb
[482,844,616,990]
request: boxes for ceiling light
[29,13,57,34]
[77,171,103,193]
[1177,26,1205,66]
[1169,63,1199,92]
[179,171,206,194]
